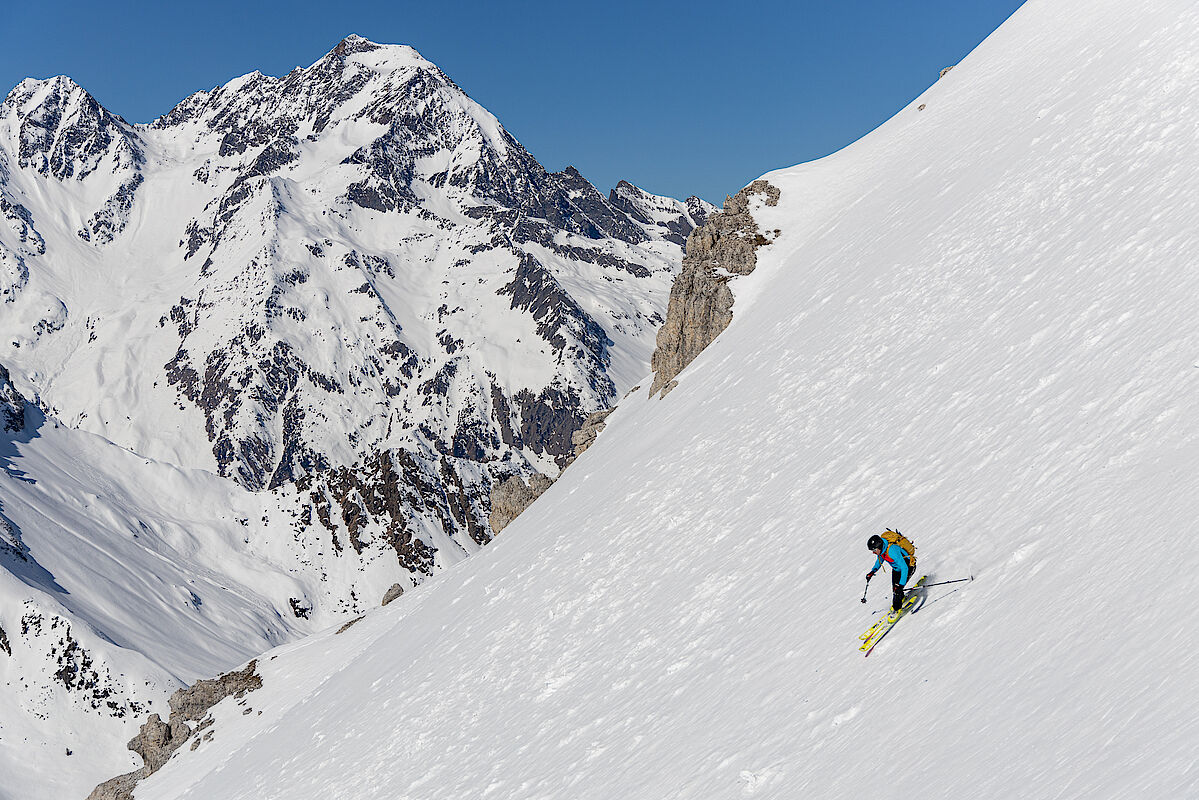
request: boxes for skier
[866,533,911,615]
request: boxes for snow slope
[124,0,1199,797]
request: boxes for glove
[866,570,876,580]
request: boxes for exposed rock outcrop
[381,583,404,606]
[565,407,614,467]
[87,661,263,800]
[648,180,780,397]
[486,401,619,533]
[488,473,553,535]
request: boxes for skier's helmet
[867,534,885,552]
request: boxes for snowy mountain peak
[332,33,384,55]
[3,75,89,110]
[148,33,515,198]
[307,33,438,88]
[1,75,141,181]
[328,33,425,68]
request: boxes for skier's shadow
[906,577,932,614]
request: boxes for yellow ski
[858,575,926,652]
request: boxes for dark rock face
[164,321,339,492]
[78,173,144,244]
[1,194,45,255]
[306,449,448,573]
[499,252,614,372]
[685,196,714,229]
[0,363,24,432]
[513,386,591,467]
[16,606,149,718]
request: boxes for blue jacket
[872,542,910,584]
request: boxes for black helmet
[867,534,885,551]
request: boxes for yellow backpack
[881,529,916,567]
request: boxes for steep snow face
[127,2,1199,799]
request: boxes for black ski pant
[891,563,911,612]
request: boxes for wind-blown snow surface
[129,1,1197,798]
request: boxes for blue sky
[0,0,1024,203]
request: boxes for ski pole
[860,575,872,604]
[914,576,973,590]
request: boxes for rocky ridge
[484,176,773,533]
[87,661,263,800]
[649,180,781,397]
[609,180,716,246]
[0,362,23,431]
[488,472,555,535]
